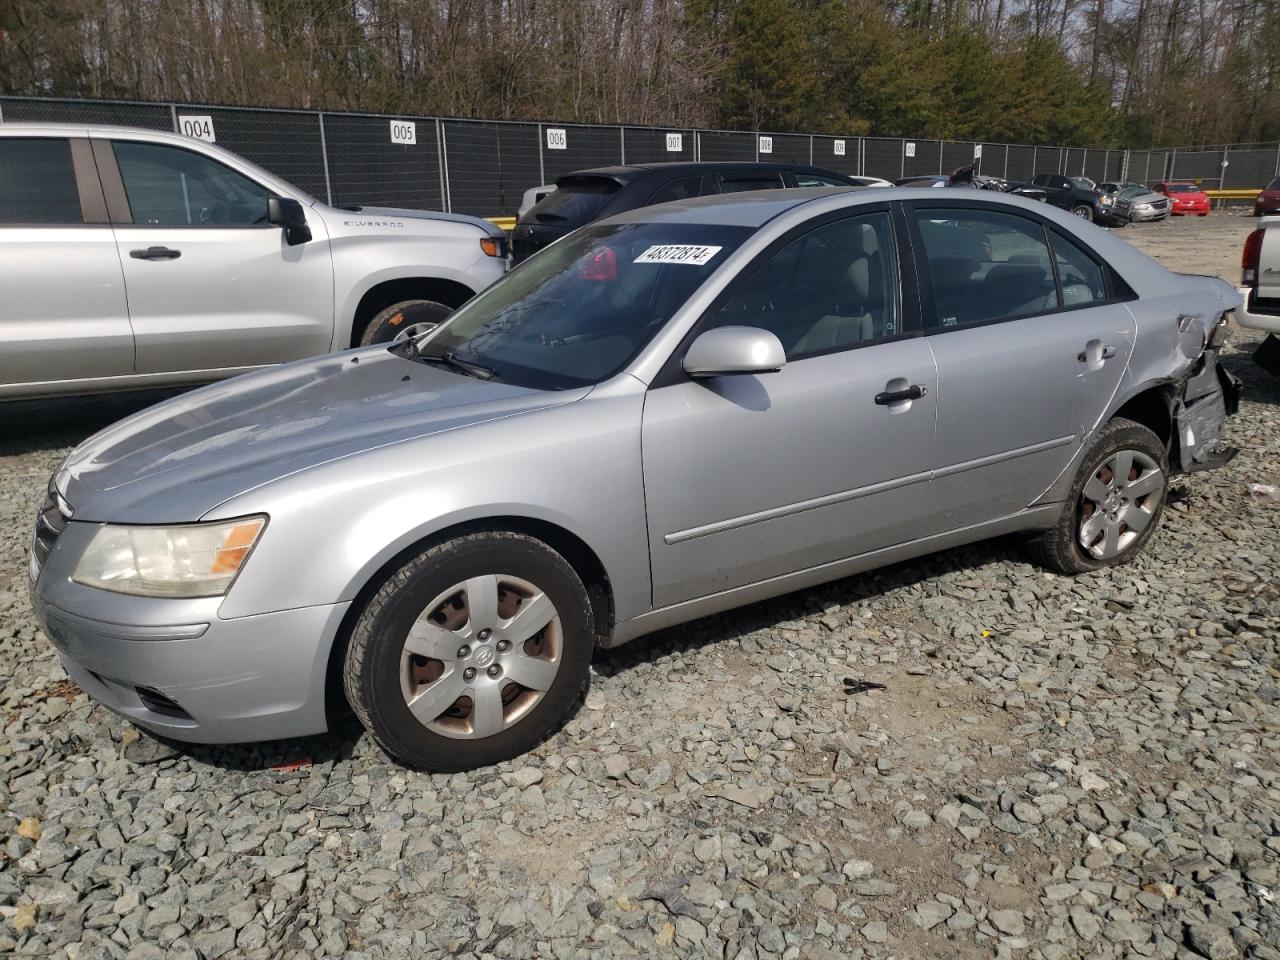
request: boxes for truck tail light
[1242,228,1263,286]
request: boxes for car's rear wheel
[1028,418,1168,574]
[343,532,593,770]
[1071,204,1094,221]
[359,299,452,346]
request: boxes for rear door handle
[874,384,927,405]
[1077,343,1117,362]
[129,246,181,261]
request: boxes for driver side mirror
[683,326,786,378]
[268,196,312,246]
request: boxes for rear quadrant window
[528,177,621,225]
[0,138,82,224]
[1049,231,1107,306]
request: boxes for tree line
[1,0,1277,148]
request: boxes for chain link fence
[2,95,1277,217]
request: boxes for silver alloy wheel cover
[1078,449,1164,560]
[393,321,439,342]
[1073,206,1091,218]
[399,574,562,739]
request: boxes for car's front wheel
[1029,418,1168,574]
[343,532,594,770]
[1071,204,1094,221]
[359,299,453,346]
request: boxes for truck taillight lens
[1242,228,1263,286]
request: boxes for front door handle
[129,246,181,261]
[874,384,927,405]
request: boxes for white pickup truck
[1240,214,1280,374]
[0,123,510,400]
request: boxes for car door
[0,136,134,393]
[641,208,938,608]
[905,201,1136,528]
[96,137,334,374]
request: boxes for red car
[1256,177,1280,217]
[1154,181,1211,216]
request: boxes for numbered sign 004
[390,121,417,145]
[178,115,216,143]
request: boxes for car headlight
[73,516,266,598]
[1100,195,1113,205]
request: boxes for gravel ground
[2,211,1277,960]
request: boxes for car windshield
[1166,183,1199,193]
[410,221,752,389]
[525,176,621,225]
[1119,186,1148,199]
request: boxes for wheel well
[1112,386,1174,447]
[323,516,615,722]
[350,278,475,347]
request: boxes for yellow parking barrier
[1205,189,1261,200]
[486,217,518,232]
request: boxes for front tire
[1071,204,1094,222]
[1028,418,1168,574]
[359,299,453,346]
[343,532,594,771]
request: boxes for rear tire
[343,532,594,771]
[1071,204,1094,222]
[359,299,452,346]
[1028,418,1168,575]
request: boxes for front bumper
[1130,207,1170,222]
[30,523,350,743]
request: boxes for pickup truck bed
[1238,215,1280,374]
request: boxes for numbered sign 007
[178,115,216,143]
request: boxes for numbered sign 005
[390,121,417,145]
[545,128,568,150]
[178,115,216,143]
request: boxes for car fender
[209,385,652,630]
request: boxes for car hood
[1124,192,1165,204]
[327,203,507,240]
[57,348,587,524]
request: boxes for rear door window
[719,173,785,193]
[0,138,83,224]
[913,207,1058,329]
[792,172,851,188]
[529,177,621,225]
[647,176,702,205]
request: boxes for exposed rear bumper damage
[1173,349,1241,473]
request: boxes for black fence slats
[2,96,1276,217]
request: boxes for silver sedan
[31,188,1241,770]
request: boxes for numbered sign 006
[390,121,417,145]
[545,128,568,150]
[178,115,216,143]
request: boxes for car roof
[0,121,180,138]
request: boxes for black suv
[513,162,861,262]
[1023,173,1130,226]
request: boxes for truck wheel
[343,532,594,771]
[1028,418,1168,575]
[359,299,452,346]
[1071,204,1094,222]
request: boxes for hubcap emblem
[474,646,495,667]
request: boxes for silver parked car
[1101,181,1171,222]
[31,189,1241,770]
[0,123,509,400]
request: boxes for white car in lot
[0,123,510,400]
[1240,214,1280,373]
